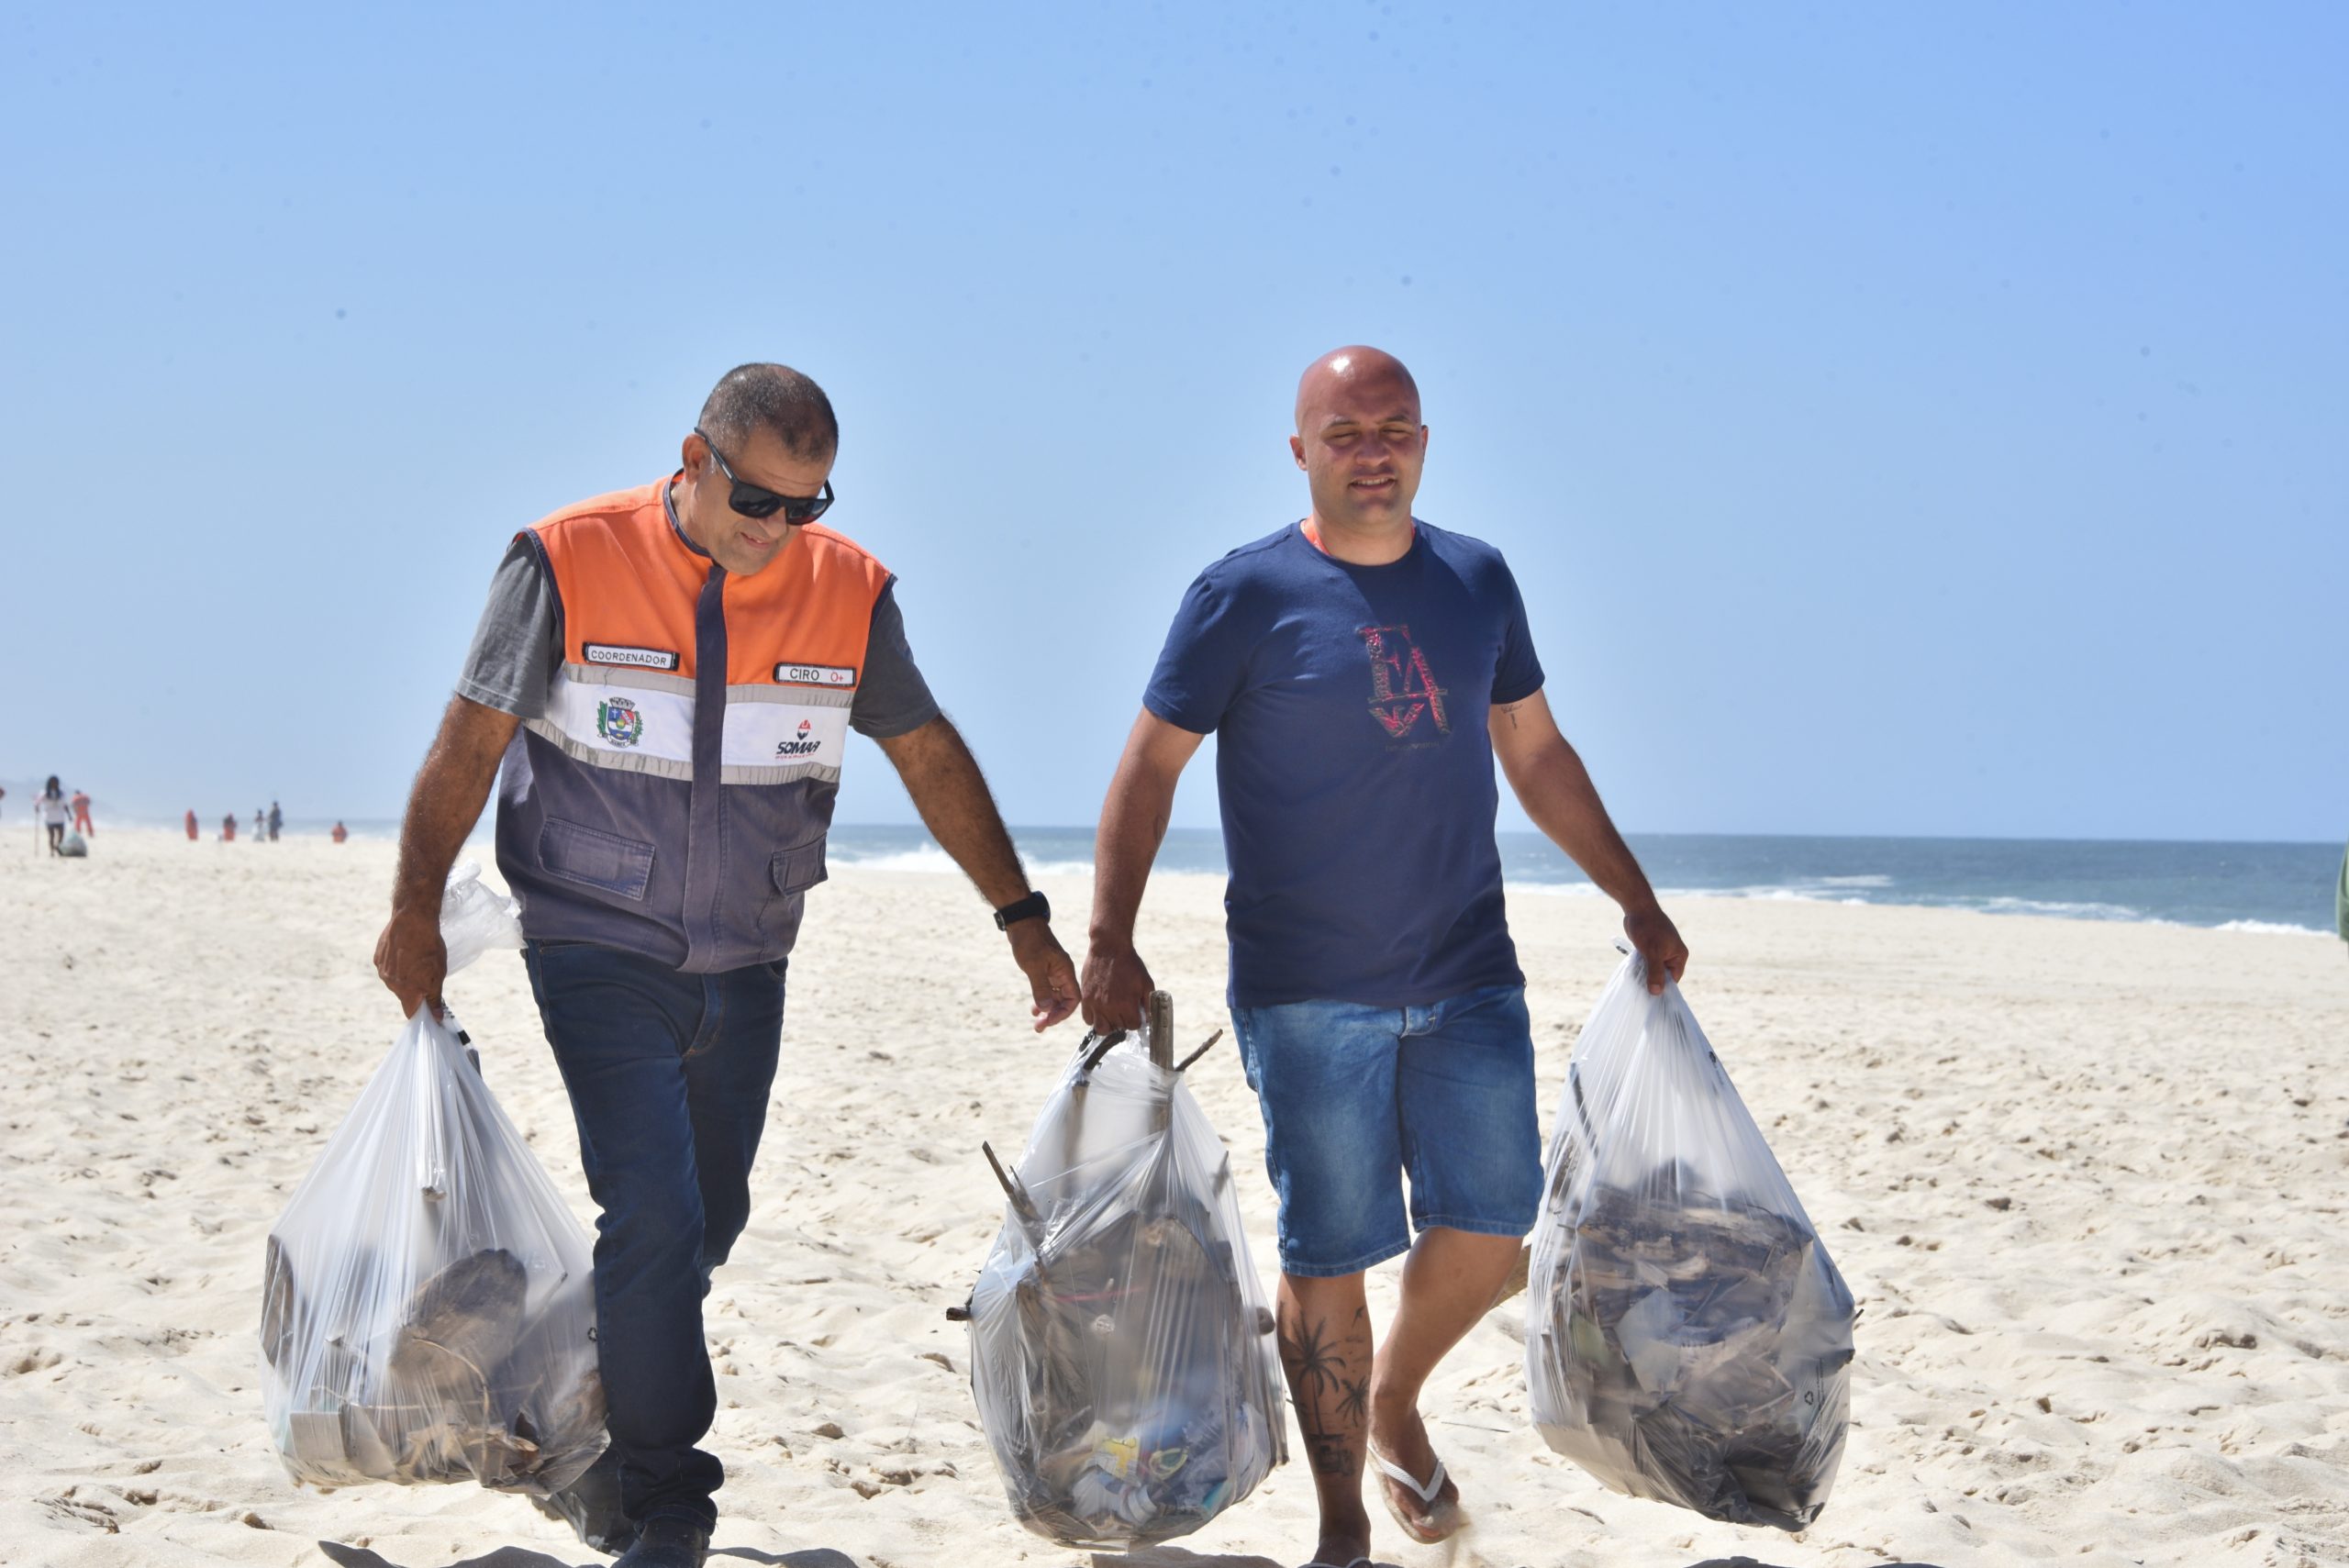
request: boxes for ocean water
[825,825,2343,937]
[179,817,2341,936]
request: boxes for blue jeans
[522,940,787,1533]
[1231,984,1542,1278]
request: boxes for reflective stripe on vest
[527,666,853,784]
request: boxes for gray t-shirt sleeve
[851,580,941,740]
[456,537,562,720]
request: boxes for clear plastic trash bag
[259,870,603,1498]
[438,861,523,977]
[1525,951,1855,1530]
[963,1024,1286,1549]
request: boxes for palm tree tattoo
[1282,1312,1366,1477]
[1284,1315,1348,1402]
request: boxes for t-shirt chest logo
[1354,624,1450,740]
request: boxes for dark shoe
[613,1515,709,1568]
[529,1447,634,1557]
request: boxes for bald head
[1295,345,1420,432]
[1288,345,1429,547]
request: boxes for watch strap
[994,890,1051,930]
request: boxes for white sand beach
[3,828,2345,1568]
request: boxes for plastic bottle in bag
[962,1021,1287,1549]
[259,865,604,1498]
[1524,951,1855,1529]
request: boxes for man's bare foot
[1366,1393,1464,1543]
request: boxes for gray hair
[697,362,839,459]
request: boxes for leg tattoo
[1279,1302,1375,1479]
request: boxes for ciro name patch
[773,663,856,687]
[584,643,681,671]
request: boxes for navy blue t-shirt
[1144,519,1544,1008]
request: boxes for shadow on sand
[318,1548,581,1568]
[309,1539,1954,1568]
[1087,1549,1954,1568]
[318,1543,860,1568]
[1094,1551,1286,1568]
[1687,1560,1952,1568]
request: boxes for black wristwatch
[994,890,1051,930]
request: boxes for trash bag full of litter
[1525,951,1855,1529]
[963,1025,1286,1549]
[258,872,602,1497]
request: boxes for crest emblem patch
[595,696,645,748]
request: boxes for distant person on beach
[372,362,1079,1568]
[251,807,265,841]
[2336,839,2347,952]
[69,788,94,837]
[37,777,70,855]
[331,820,348,844]
[268,800,283,841]
[220,812,236,842]
[1083,346,1688,1567]
[185,808,198,841]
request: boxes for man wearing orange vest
[373,363,1079,1568]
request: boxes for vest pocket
[538,817,656,901]
[770,832,829,896]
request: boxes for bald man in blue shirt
[1082,346,1687,1568]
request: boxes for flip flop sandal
[1369,1441,1464,1544]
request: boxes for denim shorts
[1231,983,1542,1278]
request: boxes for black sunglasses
[693,427,835,524]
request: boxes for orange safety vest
[494,476,893,972]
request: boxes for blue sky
[2,3,2342,841]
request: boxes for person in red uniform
[185,808,199,841]
[373,362,1078,1568]
[69,789,94,837]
